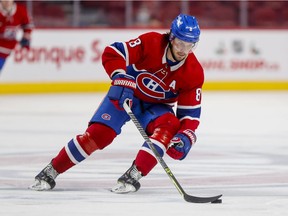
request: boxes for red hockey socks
[134,149,158,176]
[52,147,75,174]
[52,134,93,173]
[52,123,116,174]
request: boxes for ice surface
[0,92,288,216]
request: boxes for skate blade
[28,179,52,191]
[111,182,136,194]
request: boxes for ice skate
[111,163,142,194]
[28,162,59,191]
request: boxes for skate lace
[44,163,59,180]
[129,165,142,181]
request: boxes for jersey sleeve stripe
[179,116,200,122]
[111,69,126,77]
[108,45,126,60]
[123,42,129,66]
[177,106,201,120]
[109,42,129,66]
[177,104,201,109]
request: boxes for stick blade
[184,193,222,203]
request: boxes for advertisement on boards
[0,29,287,84]
[196,29,287,81]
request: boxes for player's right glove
[107,73,136,109]
[20,37,31,49]
[167,129,197,160]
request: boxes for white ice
[0,91,288,216]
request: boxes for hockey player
[0,0,33,74]
[29,14,203,193]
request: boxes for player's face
[171,38,196,61]
[1,0,14,11]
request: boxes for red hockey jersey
[102,32,204,132]
[0,2,33,58]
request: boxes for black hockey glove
[20,38,30,49]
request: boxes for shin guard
[52,123,117,173]
[135,113,180,176]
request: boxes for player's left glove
[167,129,197,160]
[107,73,136,110]
[20,38,30,49]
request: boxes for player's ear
[168,30,175,42]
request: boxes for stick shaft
[123,102,186,197]
[123,101,222,203]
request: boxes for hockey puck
[211,198,222,204]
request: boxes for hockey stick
[123,101,222,203]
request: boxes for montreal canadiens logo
[101,113,111,120]
[136,72,170,99]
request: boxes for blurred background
[1,0,287,93]
[24,0,288,28]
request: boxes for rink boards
[0,28,288,93]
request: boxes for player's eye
[174,39,195,52]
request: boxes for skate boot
[111,163,143,194]
[28,162,59,191]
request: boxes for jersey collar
[0,2,16,17]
